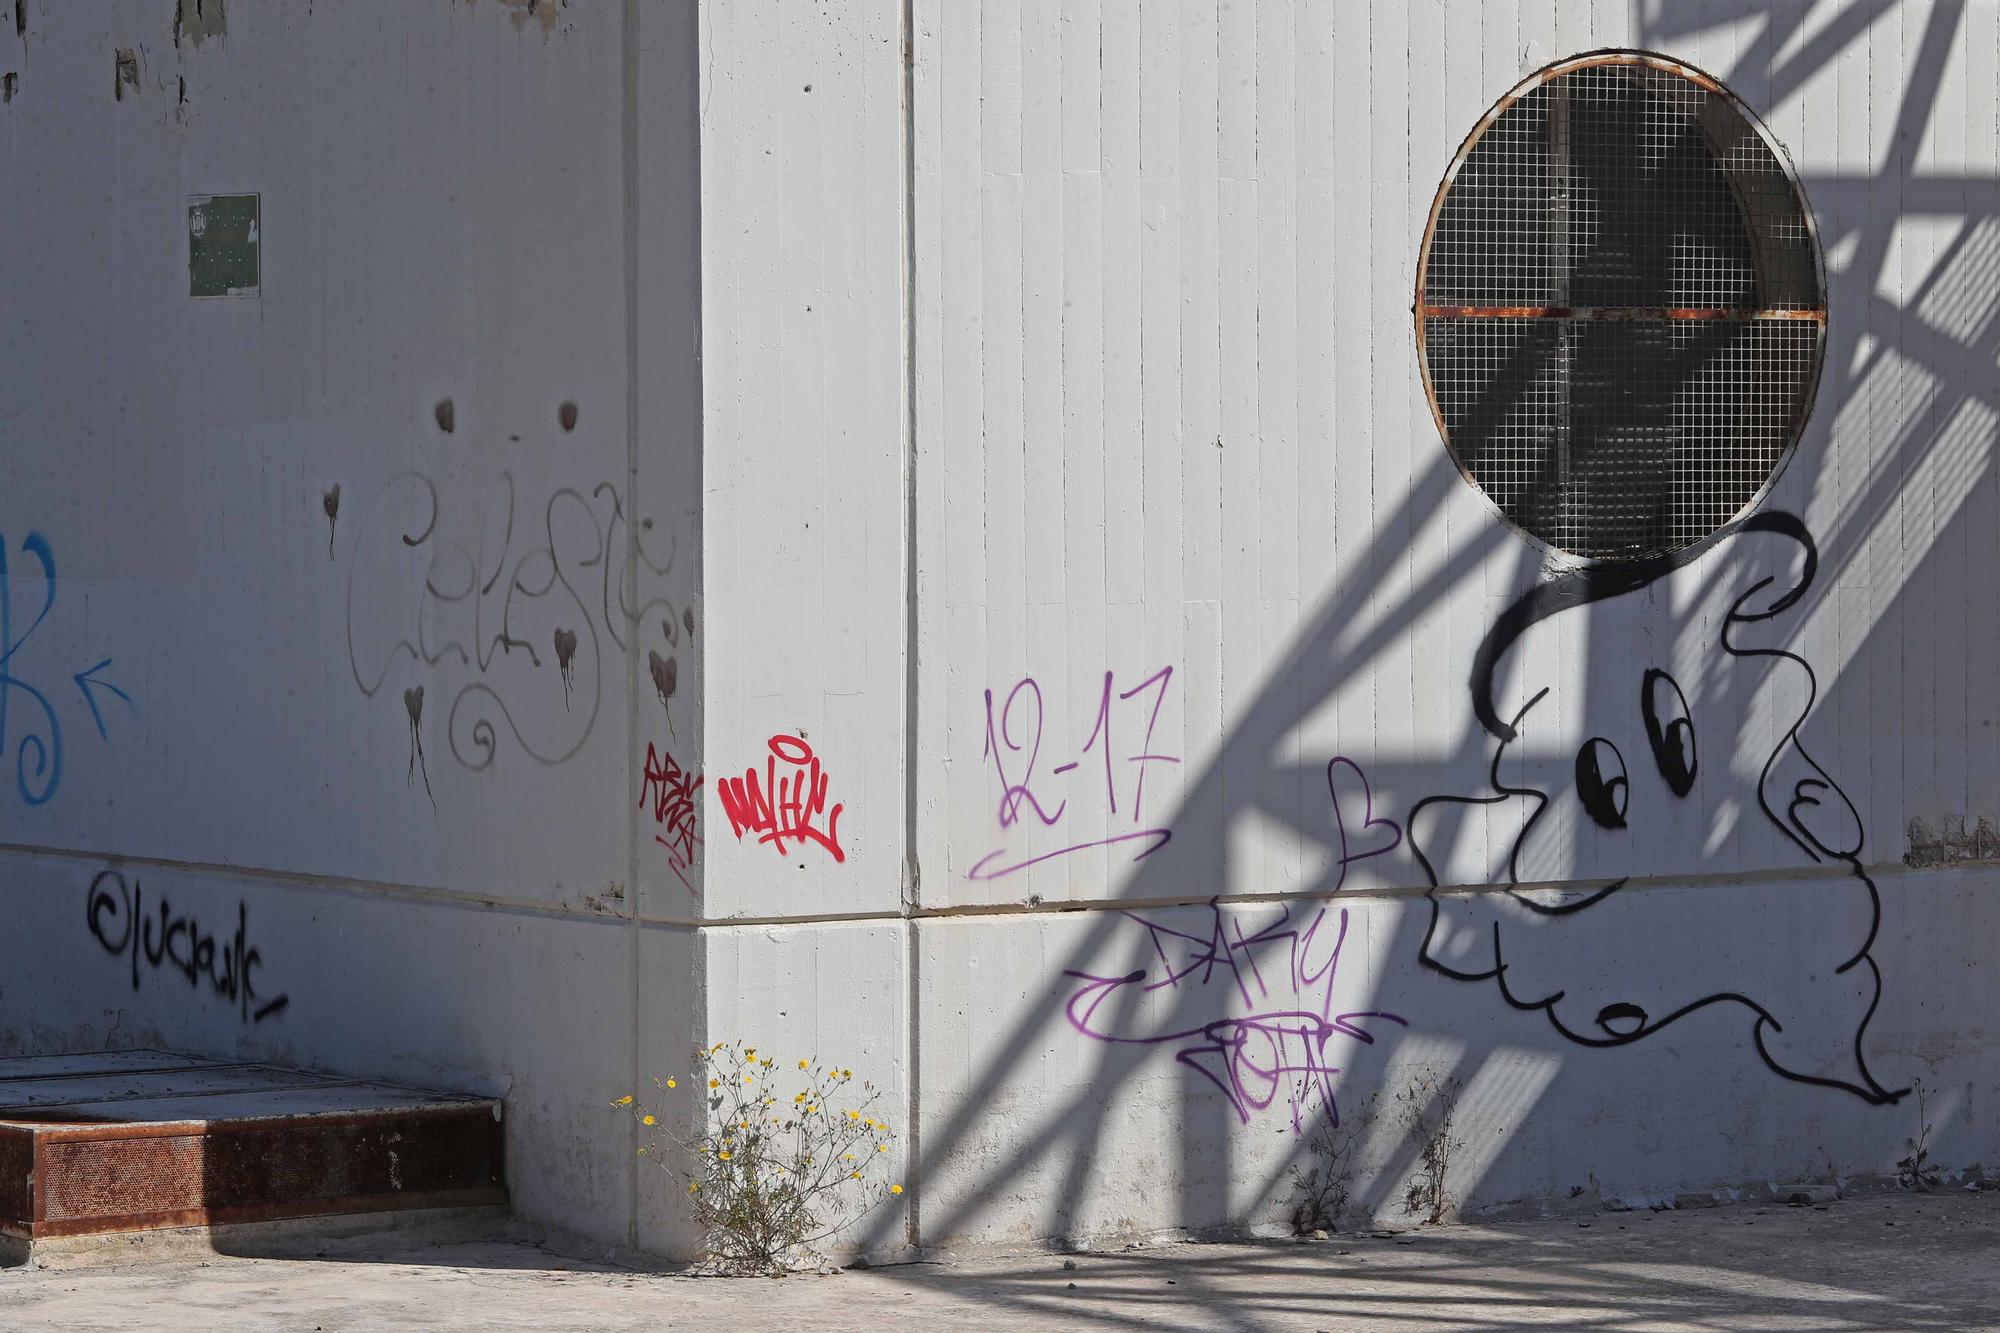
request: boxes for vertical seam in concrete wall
[899,0,923,1253]
[622,0,644,1253]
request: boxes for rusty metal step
[0,1050,506,1240]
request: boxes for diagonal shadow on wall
[862,0,1996,1274]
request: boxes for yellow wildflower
[614,1095,634,1106]
[795,1092,806,1103]
[799,1059,810,1069]
[709,1078,720,1089]
[743,1074,754,1085]
[805,1104,817,1114]
[891,1184,904,1195]
[719,1150,731,1161]
[844,1154,854,1162]
[878,1145,887,1153]
[847,1110,859,1121]
[745,1048,757,1059]
[841,1070,852,1080]
[851,1171,861,1180]
[642,1114,656,1126]
[665,1078,677,1089]
[688,1182,699,1194]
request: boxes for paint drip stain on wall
[322,484,340,559]
[649,651,678,736]
[113,49,139,101]
[464,0,570,37]
[1906,814,2000,868]
[403,684,433,807]
[659,605,696,650]
[553,628,578,704]
[172,0,226,49]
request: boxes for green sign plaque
[188,193,259,298]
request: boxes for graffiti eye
[1596,1002,1648,1038]
[1642,669,1698,797]
[1574,738,1628,830]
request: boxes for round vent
[1416,51,1825,562]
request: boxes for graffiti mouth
[1509,876,1628,916]
[1594,1001,1649,1037]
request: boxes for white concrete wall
[4,0,2000,1260]
[0,0,703,1245]
[756,0,2000,1253]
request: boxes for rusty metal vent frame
[1415,50,1827,563]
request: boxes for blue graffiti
[0,532,132,806]
[0,532,62,804]
[73,659,132,740]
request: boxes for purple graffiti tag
[1077,666,1181,819]
[1118,665,1178,820]
[967,829,1172,882]
[973,667,1180,880]
[982,678,1067,829]
[1064,896,1408,1128]
[1065,900,1406,1133]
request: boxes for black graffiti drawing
[1326,754,1403,870]
[344,463,689,777]
[1411,512,1905,1105]
[85,870,290,1024]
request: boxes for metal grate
[1416,53,1825,561]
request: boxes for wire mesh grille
[1419,57,1824,560]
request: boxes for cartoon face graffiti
[1410,513,1904,1105]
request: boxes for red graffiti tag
[640,742,703,897]
[716,734,846,863]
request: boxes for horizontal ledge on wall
[0,839,1956,933]
[0,838,622,928]
[647,859,1923,930]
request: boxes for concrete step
[0,1050,506,1251]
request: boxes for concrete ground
[2,1190,1995,1331]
